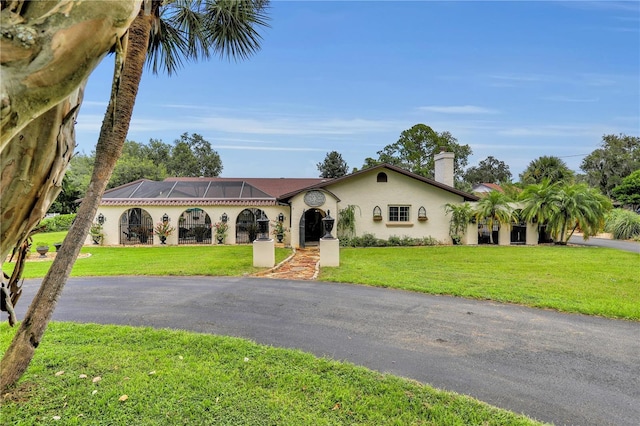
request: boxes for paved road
[568,235,639,253]
[15,277,640,426]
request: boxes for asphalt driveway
[14,277,640,426]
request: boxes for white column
[253,239,275,267]
[319,238,340,267]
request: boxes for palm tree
[520,181,611,244]
[519,179,560,242]
[473,191,513,244]
[546,184,611,244]
[1,0,269,393]
[519,155,575,185]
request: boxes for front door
[303,208,325,245]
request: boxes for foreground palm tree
[546,184,611,244]
[1,0,269,393]
[520,181,611,244]
[473,191,513,244]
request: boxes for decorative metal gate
[299,209,306,248]
[477,218,499,245]
[119,208,154,245]
[235,208,263,244]
[178,208,212,244]
[510,212,527,245]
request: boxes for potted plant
[132,226,151,244]
[271,220,288,243]
[444,202,474,245]
[35,241,49,257]
[154,221,176,245]
[89,222,104,245]
[214,222,228,244]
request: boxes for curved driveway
[16,277,640,426]
[568,235,639,253]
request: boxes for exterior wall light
[162,213,169,223]
[278,212,285,222]
[97,213,106,225]
[221,213,228,223]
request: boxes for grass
[0,322,543,425]
[26,231,68,252]
[5,244,292,278]
[319,245,640,320]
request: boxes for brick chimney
[434,151,454,187]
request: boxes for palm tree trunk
[0,8,154,393]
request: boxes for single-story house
[91,152,539,247]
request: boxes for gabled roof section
[278,163,480,202]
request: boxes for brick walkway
[254,247,319,280]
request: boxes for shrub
[338,234,441,247]
[40,214,76,232]
[604,209,640,240]
[420,236,441,246]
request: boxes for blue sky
[75,1,640,179]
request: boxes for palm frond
[204,0,270,61]
[145,0,270,74]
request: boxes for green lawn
[319,245,640,320]
[0,322,543,425]
[5,244,292,278]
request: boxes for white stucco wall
[319,168,466,244]
[92,205,290,246]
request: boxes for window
[376,172,388,182]
[389,206,410,222]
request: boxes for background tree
[580,134,640,197]
[317,151,349,178]
[47,175,82,214]
[611,170,640,210]
[1,0,269,393]
[168,132,222,177]
[368,124,472,185]
[463,156,512,185]
[519,155,575,185]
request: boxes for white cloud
[216,145,325,152]
[418,105,499,114]
[540,95,599,103]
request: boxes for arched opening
[119,208,154,245]
[300,208,325,246]
[376,172,388,182]
[510,210,527,245]
[236,208,266,244]
[177,208,212,244]
[477,218,499,245]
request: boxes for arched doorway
[300,209,325,247]
[510,210,527,245]
[477,218,499,245]
[119,208,154,245]
[236,208,266,244]
[178,208,212,244]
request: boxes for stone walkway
[254,247,319,280]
